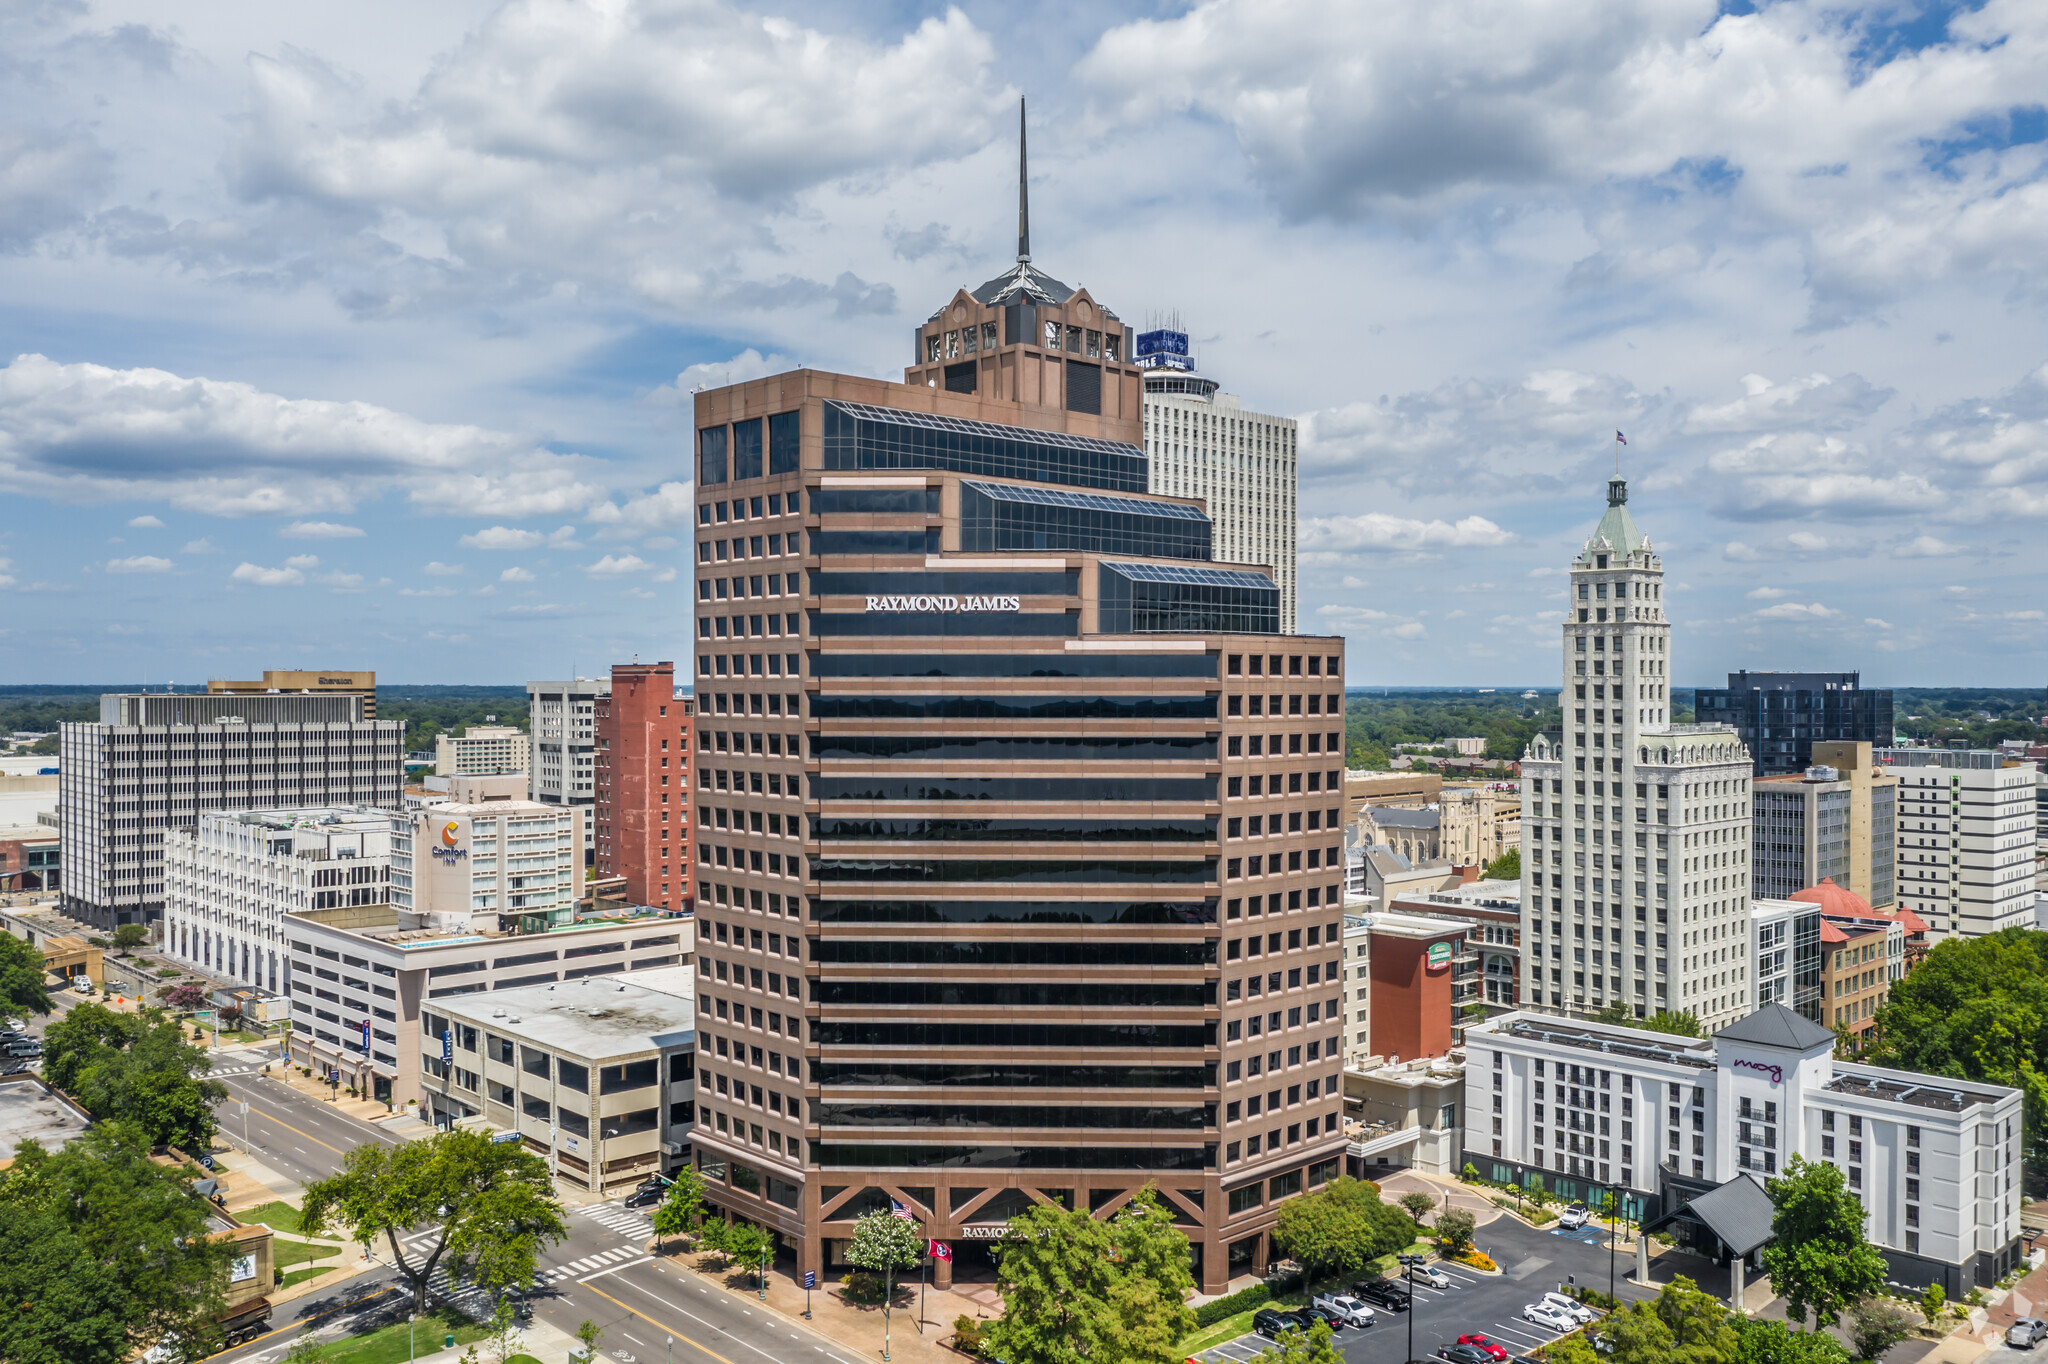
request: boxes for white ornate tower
[1518,476,1756,1036]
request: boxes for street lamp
[1402,1254,1418,1364]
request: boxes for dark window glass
[809,652,1218,679]
[810,570,1074,596]
[816,816,1213,844]
[811,1021,1214,1049]
[699,425,728,486]
[813,1144,1213,1171]
[810,938,1214,966]
[813,1062,1213,1088]
[809,694,1213,721]
[814,980,1213,1008]
[1065,359,1102,414]
[944,360,978,394]
[814,856,1215,885]
[732,418,763,480]
[959,480,1210,560]
[822,400,1146,492]
[1098,561,1280,635]
[811,775,1217,803]
[815,1102,1210,1129]
[812,610,1076,638]
[811,529,941,556]
[809,488,942,515]
[811,734,1215,761]
[769,410,801,474]
[813,898,1217,925]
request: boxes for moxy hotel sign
[864,595,1021,613]
[1731,1059,1783,1085]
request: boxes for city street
[212,1064,405,1185]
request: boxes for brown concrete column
[798,1233,823,1286]
[933,1243,954,1291]
[1201,1234,1229,1295]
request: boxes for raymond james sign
[864,595,1021,613]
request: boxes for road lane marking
[576,1283,741,1364]
[580,1256,655,1283]
[236,1104,347,1156]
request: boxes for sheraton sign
[864,595,1022,613]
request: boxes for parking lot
[1196,1216,1655,1364]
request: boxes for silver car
[2008,1319,2047,1349]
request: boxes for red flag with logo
[928,1239,952,1262]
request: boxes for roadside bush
[1456,1250,1499,1272]
[1564,1285,1620,1312]
[952,1314,992,1358]
[1194,1283,1272,1327]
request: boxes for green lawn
[280,1267,332,1290]
[274,1237,347,1271]
[240,1201,304,1233]
[321,1307,486,1364]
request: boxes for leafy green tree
[1846,1298,1915,1361]
[725,1221,775,1284]
[479,1301,524,1364]
[1731,1315,1854,1364]
[1760,1156,1887,1329]
[300,1128,568,1314]
[574,1319,603,1364]
[1433,1207,1477,1256]
[1652,1275,1739,1364]
[161,982,205,1011]
[1917,1283,1946,1325]
[1565,1279,1732,1364]
[1254,1319,1344,1364]
[40,1003,224,1149]
[0,1123,236,1364]
[1591,1000,1635,1026]
[25,733,60,756]
[984,1187,1197,1364]
[651,1167,705,1251]
[1399,1190,1437,1223]
[111,924,150,954]
[1641,1009,1705,1038]
[283,1333,336,1364]
[1482,848,1521,881]
[1272,1177,1415,1284]
[0,931,53,1018]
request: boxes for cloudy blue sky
[3,0,2045,687]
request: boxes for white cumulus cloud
[1302,513,1514,553]
[106,555,174,574]
[126,514,163,528]
[231,561,305,587]
[460,525,581,551]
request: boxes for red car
[1458,1335,1510,1361]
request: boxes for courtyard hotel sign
[864,595,1021,613]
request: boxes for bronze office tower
[687,123,1345,1294]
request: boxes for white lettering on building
[862,595,1022,613]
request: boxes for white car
[1557,1204,1591,1229]
[1313,1294,1375,1328]
[1542,1292,1597,1323]
[1523,1303,1580,1332]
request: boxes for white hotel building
[163,806,392,997]
[1466,1004,2024,1297]
[1877,748,2036,939]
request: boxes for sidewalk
[269,1065,398,1124]
[401,1317,587,1364]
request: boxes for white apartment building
[1139,332,1298,632]
[60,692,404,929]
[1750,897,1821,1016]
[1877,749,2036,939]
[1466,1004,2025,1296]
[420,970,698,1193]
[435,724,530,778]
[163,807,392,997]
[390,797,583,930]
[528,678,607,861]
[1519,476,1755,1031]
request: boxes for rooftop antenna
[1017,97,1030,265]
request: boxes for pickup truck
[1313,1293,1375,1327]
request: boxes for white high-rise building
[1518,476,1756,1031]
[1877,748,2036,939]
[60,691,403,930]
[163,807,392,995]
[1138,330,1298,632]
[527,677,606,861]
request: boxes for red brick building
[594,661,695,913]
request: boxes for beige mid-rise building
[1752,741,1897,909]
[435,725,531,778]
[210,669,377,720]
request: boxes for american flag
[1615,430,1627,445]
[891,1200,915,1222]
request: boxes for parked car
[1558,1203,1591,1229]
[1542,1292,1597,1324]
[4,1039,44,1058]
[623,1184,664,1209]
[1523,1303,1580,1332]
[71,977,93,994]
[1303,1303,1349,1331]
[1355,1280,1413,1311]
[2007,1319,2048,1349]
[1413,1264,1453,1289]
[1312,1294,1375,1327]
[1254,1309,1313,1340]
[1458,1334,1511,1360]
[1437,1346,1497,1364]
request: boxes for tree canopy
[650,1167,705,1249]
[984,1186,1197,1364]
[0,932,53,1018]
[1271,1176,1417,1282]
[300,1128,568,1314]
[0,1122,236,1364]
[1862,927,2048,1161]
[1254,1319,1344,1364]
[41,1002,225,1149]
[1482,848,1521,881]
[1760,1156,1887,1329]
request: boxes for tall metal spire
[1017,97,1030,264]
